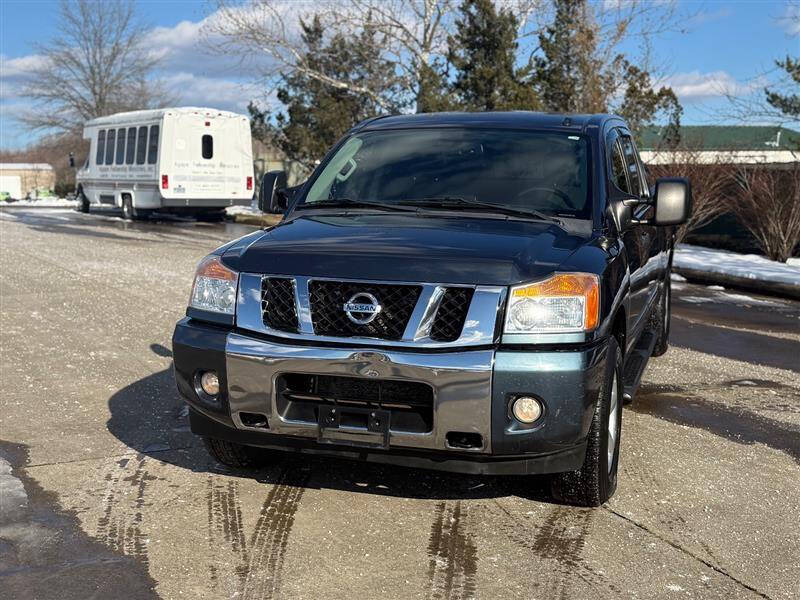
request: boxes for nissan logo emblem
[343,292,382,325]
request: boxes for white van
[76,107,254,220]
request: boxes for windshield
[301,128,591,219]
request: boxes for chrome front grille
[240,273,506,349]
[261,277,298,332]
[430,287,475,342]
[309,280,422,340]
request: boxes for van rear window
[147,125,159,164]
[96,130,105,165]
[202,134,213,159]
[125,127,136,165]
[136,127,147,164]
[115,128,125,165]
[105,129,116,165]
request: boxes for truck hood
[226,213,589,286]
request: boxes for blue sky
[1,0,798,149]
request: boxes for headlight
[190,256,238,315]
[505,273,599,333]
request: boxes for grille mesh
[430,287,475,341]
[261,277,298,332]
[309,281,422,340]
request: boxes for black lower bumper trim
[189,408,586,476]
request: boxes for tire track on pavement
[240,468,310,600]
[426,500,478,600]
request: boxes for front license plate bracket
[317,406,390,449]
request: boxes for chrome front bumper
[226,332,495,453]
[172,318,608,474]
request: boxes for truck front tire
[202,437,273,468]
[550,337,623,507]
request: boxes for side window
[96,130,106,165]
[115,128,125,165]
[147,125,159,164]
[620,136,642,197]
[125,127,136,165]
[609,139,630,194]
[105,129,116,165]
[136,126,147,164]
[202,134,213,159]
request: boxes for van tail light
[161,175,169,190]
[246,176,253,191]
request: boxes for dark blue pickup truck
[172,112,690,506]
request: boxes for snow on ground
[1,197,77,208]
[225,203,259,216]
[674,243,800,288]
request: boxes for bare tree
[22,0,172,135]
[730,164,800,262]
[647,148,737,242]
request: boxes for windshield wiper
[401,196,564,226]
[295,198,419,213]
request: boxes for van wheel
[202,437,273,468]
[121,196,134,220]
[650,278,671,357]
[550,336,623,507]
[77,188,89,213]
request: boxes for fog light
[199,371,220,396]
[512,396,542,424]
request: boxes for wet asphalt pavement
[1,207,799,600]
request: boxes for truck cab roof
[352,111,626,134]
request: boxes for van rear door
[161,111,253,202]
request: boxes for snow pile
[225,204,260,216]
[674,244,800,288]
[1,197,77,208]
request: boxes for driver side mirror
[258,170,288,214]
[653,177,692,226]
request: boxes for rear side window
[610,140,630,194]
[115,128,125,165]
[202,134,213,159]
[147,125,159,164]
[620,136,642,197]
[125,127,136,165]
[105,129,116,165]
[136,126,147,164]
[96,130,105,165]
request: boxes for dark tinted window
[115,128,125,165]
[304,129,592,218]
[96,130,105,165]
[202,134,213,159]
[620,136,642,197]
[610,140,630,194]
[136,126,147,164]
[105,129,116,165]
[125,127,136,165]
[147,125,159,164]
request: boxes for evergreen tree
[447,0,539,111]
[268,17,402,169]
[765,56,800,120]
[533,0,680,146]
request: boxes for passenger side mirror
[653,177,692,226]
[258,170,288,214]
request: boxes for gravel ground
[1,208,798,600]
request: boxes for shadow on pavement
[632,383,800,465]
[0,440,159,600]
[106,347,556,503]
